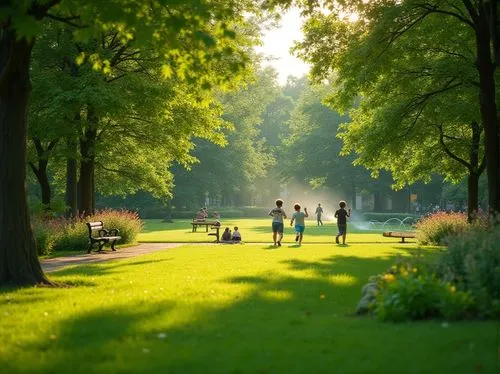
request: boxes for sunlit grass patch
[138,218,411,243]
[2,243,498,373]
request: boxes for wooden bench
[191,220,219,232]
[208,225,221,243]
[86,221,122,253]
[382,231,416,243]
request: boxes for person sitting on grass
[221,227,231,241]
[290,203,308,245]
[231,226,241,242]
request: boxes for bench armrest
[98,229,108,236]
[108,228,120,236]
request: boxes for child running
[334,200,351,244]
[290,203,308,245]
[268,199,287,246]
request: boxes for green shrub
[438,286,475,320]
[416,212,469,245]
[91,209,143,244]
[51,220,89,252]
[31,217,56,256]
[34,209,143,254]
[368,256,475,322]
[439,228,500,318]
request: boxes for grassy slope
[1,243,498,374]
[138,218,411,243]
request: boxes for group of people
[269,199,351,246]
[221,226,242,242]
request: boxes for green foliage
[292,1,486,200]
[33,209,143,254]
[437,228,500,318]
[374,258,474,322]
[416,212,470,245]
[91,209,144,244]
[31,217,57,256]
[2,242,499,373]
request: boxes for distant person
[268,199,287,246]
[232,226,241,242]
[221,227,231,241]
[290,203,308,245]
[195,208,208,221]
[334,200,351,244]
[315,203,324,226]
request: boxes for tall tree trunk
[29,138,58,208]
[0,31,50,285]
[467,172,480,222]
[29,159,51,206]
[475,9,500,215]
[79,107,98,216]
[65,135,78,218]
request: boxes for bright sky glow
[255,9,310,85]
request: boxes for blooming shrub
[373,258,475,322]
[33,209,143,255]
[437,227,500,318]
[416,212,470,245]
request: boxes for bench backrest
[87,221,104,237]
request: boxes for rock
[356,294,374,315]
[361,282,378,296]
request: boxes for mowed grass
[138,218,411,243]
[1,243,498,373]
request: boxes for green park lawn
[1,220,498,373]
[138,218,408,243]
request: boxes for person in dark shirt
[334,200,351,244]
[221,227,231,241]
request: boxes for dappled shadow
[2,249,498,374]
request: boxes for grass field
[138,218,412,243]
[1,220,498,373]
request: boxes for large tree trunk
[65,135,78,218]
[475,8,500,215]
[0,30,50,285]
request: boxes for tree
[0,0,259,285]
[284,0,497,217]
[171,67,280,209]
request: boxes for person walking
[315,203,324,226]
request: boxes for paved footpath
[41,243,184,273]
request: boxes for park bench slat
[382,231,416,243]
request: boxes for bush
[438,228,500,318]
[33,209,143,254]
[32,217,57,256]
[416,212,469,245]
[373,261,474,322]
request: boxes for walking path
[41,243,184,273]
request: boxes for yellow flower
[383,274,396,282]
[412,268,418,273]
[450,285,456,293]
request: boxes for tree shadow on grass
[52,258,174,279]
[3,253,498,374]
